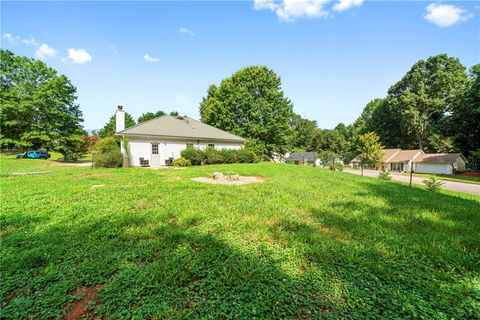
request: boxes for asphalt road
[344,169,480,196]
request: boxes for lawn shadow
[2,213,339,319]
[267,180,480,319]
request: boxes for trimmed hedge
[181,147,258,165]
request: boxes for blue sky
[2,1,479,130]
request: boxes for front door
[151,143,161,165]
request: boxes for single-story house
[287,152,321,167]
[350,148,466,175]
[384,149,424,172]
[114,106,246,166]
[414,153,467,175]
[350,149,403,169]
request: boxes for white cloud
[332,0,363,12]
[424,3,472,27]
[22,37,39,46]
[180,27,195,36]
[67,48,92,64]
[35,43,58,59]
[3,33,20,43]
[143,53,159,63]
[254,0,331,21]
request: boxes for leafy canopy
[0,49,85,155]
[356,132,384,166]
[98,112,136,138]
[387,54,468,149]
[199,66,294,157]
[137,110,179,123]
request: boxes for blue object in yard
[16,150,51,159]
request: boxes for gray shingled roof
[415,153,466,164]
[116,115,246,142]
[287,152,319,161]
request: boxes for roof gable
[116,115,246,142]
[386,149,423,163]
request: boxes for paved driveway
[344,169,480,196]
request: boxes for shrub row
[180,147,259,166]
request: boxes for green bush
[173,157,192,167]
[181,147,205,166]
[203,147,226,165]
[93,137,123,168]
[222,149,237,164]
[236,149,259,163]
[94,150,123,168]
[181,147,259,166]
[95,137,119,154]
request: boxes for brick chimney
[116,105,125,132]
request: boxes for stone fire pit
[191,172,265,185]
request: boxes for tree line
[2,49,477,166]
[199,55,479,163]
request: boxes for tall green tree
[387,54,468,149]
[291,114,318,151]
[355,98,415,149]
[446,64,480,155]
[0,49,85,153]
[356,132,384,174]
[199,66,294,156]
[98,112,136,138]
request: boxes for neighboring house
[287,152,321,167]
[114,106,246,166]
[350,148,466,175]
[383,149,424,172]
[350,149,401,169]
[414,153,467,175]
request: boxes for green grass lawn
[402,172,480,185]
[1,155,480,319]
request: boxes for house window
[208,144,215,148]
[151,143,159,155]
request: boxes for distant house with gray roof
[114,106,246,166]
[350,148,466,175]
[286,152,321,167]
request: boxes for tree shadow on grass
[2,214,341,320]
[268,180,480,319]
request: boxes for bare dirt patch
[191,176,266,185]
[64,285,102,320]
[49,161,92,167]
